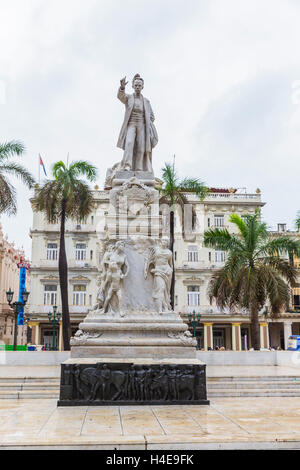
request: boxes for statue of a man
[117,74,158,173]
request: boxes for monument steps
[208,376,300,396]
[0,377,60,399]
[207,375,300,382]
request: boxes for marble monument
[58,75,208,406]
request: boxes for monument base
[58,358,209,406]
[71,345,197,359]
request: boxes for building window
[90,250,93,260]
[47,243,58,260]
[77,217,87,225]
[187,286,200,306]
[278,223,286,232]
[73,285,86,306]
[44,285,57,306]
[208,218,210,228]
[214,215,224,228]
[188,245,198,262]
[215,250,226,263]
[75,243,86,261]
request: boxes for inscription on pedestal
[58,362,209,406]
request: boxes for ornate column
[284,321,293,350]
[231,323,242,351]
[259,322,269,349]
[204,323,213,350]
[28,322,40,345]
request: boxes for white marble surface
[0,397,300,449]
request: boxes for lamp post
[188,310,201,339]
[48,306,61,351]
[6,288,30,351]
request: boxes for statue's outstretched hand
[120,77,128,89]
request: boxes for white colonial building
[28,185,300,351]
[28,186,108,349]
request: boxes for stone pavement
[0,397,300,449]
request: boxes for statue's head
[132,74,144,94]
[115,241,124,252]
[161,236,169,248]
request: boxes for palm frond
[295,211,300,231]
[204,228,244,252]
[0,141,25,161]
[0,162,35,188]
[68,181,95,220]
[161,163,178,188]
[32,180,62,223]
[69,161,97,182]
[0,175,17,215]
[262,257,297,285]
[180,178,209,200]
[229,214,249,241]
[52,161,67,180]
[260,237,300,258]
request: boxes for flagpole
[38,155,40,184]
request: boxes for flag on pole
[39,154,47,177]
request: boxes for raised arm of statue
[117,76,129,105]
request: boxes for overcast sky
[1,0,300,257]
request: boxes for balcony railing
[177,260,224,270]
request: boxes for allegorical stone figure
[117,74,158,173]
[101,242,129,314]
[144,237,173,312]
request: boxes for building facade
[0,225,29,346]
[28,187,106,349]
[28,185,300,351]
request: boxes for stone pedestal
[58,172,209,406]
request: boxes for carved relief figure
[127,365,137,400]
[144,237,173,312]
[150,365,168,400]
[117,74,158,172]
[177,366,195,401]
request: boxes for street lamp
[188,310,201,339]
[48,306,61,351]
[6,288,30,351]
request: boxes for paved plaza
[0,397,299,449]
[0,365,299,449]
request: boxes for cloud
[1,0,300,255]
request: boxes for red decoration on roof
[209,188,237,193]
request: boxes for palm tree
[33,160,98,350]
[158,162,209,309]
[204,211,300,350]
[0,141,35,214]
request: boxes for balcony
[176,260,224,270]
[206,193,262,202]
[34,259,58,268]
[30,305,91,315]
